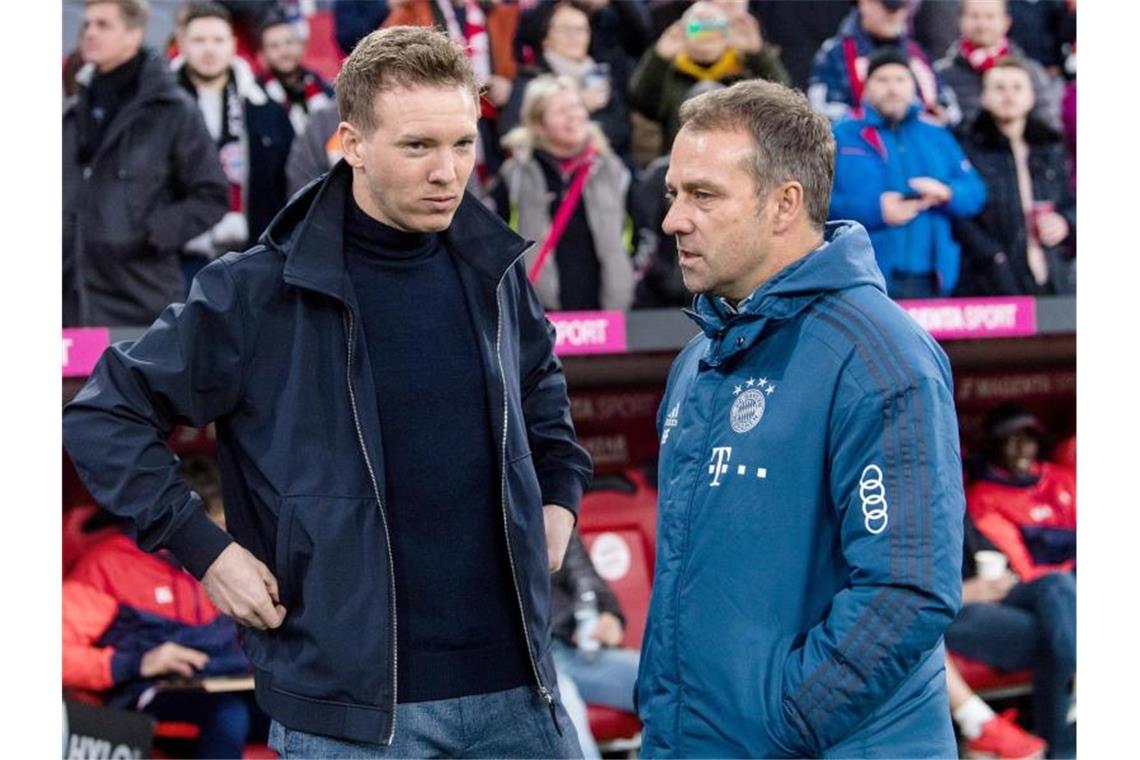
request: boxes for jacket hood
[260,160,533,300]
[688,220,886,335]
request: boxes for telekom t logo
[708,446,733,486]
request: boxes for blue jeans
[552,639,640,759]
[267,685,582,758]
[945,572,1076,758]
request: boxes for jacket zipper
[494,271,561,734]
[342,308,399,745]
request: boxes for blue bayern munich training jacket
[636,221,965,758]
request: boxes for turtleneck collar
[345,189,437,260]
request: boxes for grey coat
[63,50,229,327]
[500,150,634,311]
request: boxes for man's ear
[338,122,365,169]
[770,180,805,234]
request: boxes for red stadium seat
[948,652,1033,700]
[578,475,657,753]
[1053,435,1076,472]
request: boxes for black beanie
[865,46,912,80]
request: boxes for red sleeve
[62,580,118,691]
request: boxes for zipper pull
[540,686,563,736]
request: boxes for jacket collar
[684,221,886,364]
[860,101,923,129]
[68,48,181,113]
[262,161,532,301]
[969,108,1062,150]
[169,54,268,106]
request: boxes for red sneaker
[966,709,1048,760]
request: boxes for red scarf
[960,37,1011,73]
[528,146,598,283]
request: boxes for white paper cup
[975,550,1008,581]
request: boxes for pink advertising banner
[549,310,627,356]
[898,297,1037,340]
[62,328,110,377]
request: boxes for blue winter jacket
[62,160,593,745]
[830,103,986,296]
[637,221,964,758]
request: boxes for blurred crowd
[63,0,1076,328]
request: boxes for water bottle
[574,589,600,659]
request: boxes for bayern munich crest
[730,377,775,433]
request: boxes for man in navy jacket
[638,78,964,757]
[63,25,592,758]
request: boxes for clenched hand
[201,543,287,630]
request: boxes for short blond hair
[335,26,480,135]
[85,0,149,29]
[501,74,611,156]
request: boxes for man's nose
[428,151,457,185]
[661,201,692,237]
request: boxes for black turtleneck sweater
[79,50,146,164]
[342,193,531,703]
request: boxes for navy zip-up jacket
[62,160,593,745]
[637,221,964,757]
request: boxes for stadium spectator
[935,0,1061,136]
[63,0,228,327]
[945,653,1047,759]
[946,404,1077,756]
[256,10,335,136]
[174,2,294,283]
[63,455,257,759]
[499,74,635,311]
[550,532,639,759]
[515,0,653,111]
[503,2,632,163]
[829,48,985,298]
[954,58,1075,296]
[808,0,960,126]
[629,1,789,154]
[285,100,343,194]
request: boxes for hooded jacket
[62,49,229,327]
[62,160,593,745]
[636,221,964,757]
[830,102,986,296]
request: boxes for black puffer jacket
[63,50,229,327]
[954,110,1076,296]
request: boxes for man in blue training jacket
[637,78,965,757]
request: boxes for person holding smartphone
[829,47,986,299]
